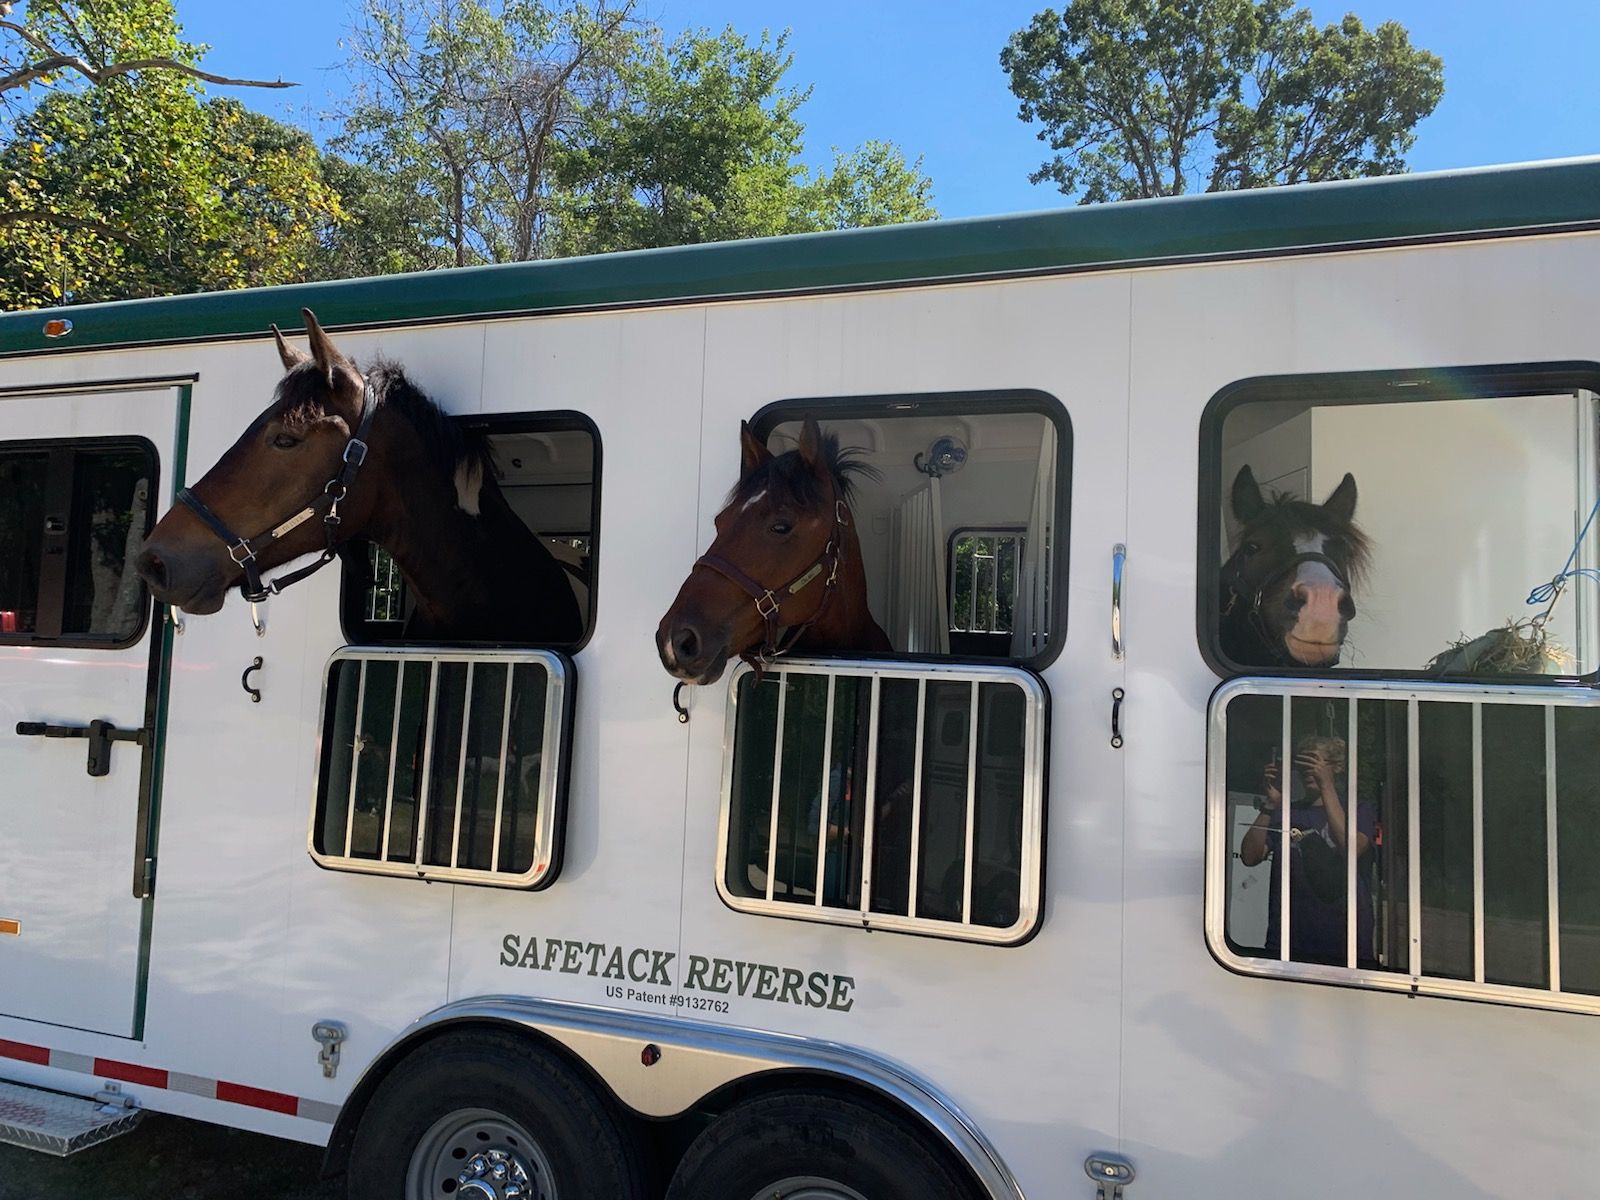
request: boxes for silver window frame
[308,645,569,889]
[716,656,1047,946]
[1206,674,1600,1016]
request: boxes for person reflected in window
[1239,735,1377,967]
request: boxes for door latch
[313,1021,348,1079]
[1085,1153,1135,1199]
[15,719,147,777]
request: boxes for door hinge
[1085,1153,1135,1200]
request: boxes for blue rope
[1527,492,1600,608]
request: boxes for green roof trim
[6,157,1600,358]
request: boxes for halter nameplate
[270,507,318,541]
[787,563,823,594]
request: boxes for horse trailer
[3,157,1600,1199]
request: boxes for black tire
[664,1090,979,1200]
[347,1028,645,1200]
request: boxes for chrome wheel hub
[751,1177,871,1200]
[406,1107,555,1200]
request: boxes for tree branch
[0,207,136,241]
[0,21,296,94]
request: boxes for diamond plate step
[0,1080,143,1157]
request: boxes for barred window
[311,648,571,888]
[1209,678,1600,1015]
[719,658,1045,945]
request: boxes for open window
[756,392,1069,666]
[1209,677,1600,1016]
[1202,365,1600,680]
[717,658,1046,945]
[342,413,599,646]
[310,647,572,888]
[0,438,156,648]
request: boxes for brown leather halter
[693,496,851,668]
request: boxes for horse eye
[1242,540,1261,556]
[769,521,793,536]
[272,432,301,450]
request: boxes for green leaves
[1001,0,1443,202]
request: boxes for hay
[1425,620,1570,676]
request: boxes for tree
[337,0,637,267]
[1000,0,1443,203]
[1,0,292,109]
[555,27,936,254]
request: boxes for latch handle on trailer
[15,719,147,777]
[1085,1153,1135,1199]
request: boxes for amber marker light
[42,318,73,338]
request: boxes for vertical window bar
[1546,704,1562,992]
[813,674,835,908]
[967,545,978,631]
[343,661,368,859]
[379,660,405,863]
[1408,697,1422,980]
[906,679,927,919]
[962,678,979,924]
[1279,697,1291,962]
[489,663,515,874]
[860,676,882,918]
[1346,698,1358,970]
[414,661,441,867]
[1472,701,1485,984]
[765,671,788,903]
[988,538,999,633]
[449,662,475,870]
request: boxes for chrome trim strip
[1345,697,1357,970]
[450,662,475,870]
[1546,704,1561,992]
[1206,676,1600,1016]
[380,662,405,863]
[715,658,1044,946]
[907,678,927,919]
[962,678,979,925]
[1472,701,1485,983]
[1407,697,1420,980]
[343,660,367,859]
[308,647,568,888]
[491,664,514,875]
[1279,696,1291,963]
[814,674,835,908]
[353,995,1027,1200]
[766,672,788,903]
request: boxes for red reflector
[42,319,72,339]
[0,1039,49,1065]
[94,1058,169,1088]
[216,1080,298,1115]
[0,612,15,633]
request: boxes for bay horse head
[657,416,890,684]
[1220,465,1369,668]
[137,309,581,642]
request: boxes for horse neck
[799,510,890,653]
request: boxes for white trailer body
[2,158,1600,1198]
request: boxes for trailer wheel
[664,1091,979,1200]
[346,1029,644,1200]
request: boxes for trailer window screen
[1208,678,1600,1016]
[311,648,571,888]
[0,439,156,646]
[1204,371,1600,680]
[719,658,1045,944]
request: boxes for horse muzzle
[656,616,732,685]
[134,540,231,615]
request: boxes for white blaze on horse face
[738,488,767,514]
[453,457,484,517]
[1286,532,1347,662]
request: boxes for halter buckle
[228,540,256,566]
[342,439,368,467]
[755,591,780,619]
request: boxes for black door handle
[16,719,146,777]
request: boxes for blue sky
[179,0,1600,220]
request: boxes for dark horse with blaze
[1221,465,1369,668]
[658,417,890,683]
[136,310,581,643]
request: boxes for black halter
[1221,548,1352,659]
[178,384,378,605]
[694,497,850,667]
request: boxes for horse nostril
[674,625,701,663]
[1340,595,1356,620]
[136,547,167,591]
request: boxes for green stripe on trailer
[5,157,1600,358]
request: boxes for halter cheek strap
[1221,549,1352,659]
[179,383,378,605]
[694,499,849,668]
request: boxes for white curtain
[1012,427,1057,657]
[888,476,950,654]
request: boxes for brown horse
[136,310,581,643]
[1220,465,1369,668]
[657,416,890,684]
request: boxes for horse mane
[277,358,493,483]
[727,430,880,509]
[1233,490,1373,588]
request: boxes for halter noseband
[178,382,378,605]
[1221,548,1352,658]
[693,496,850,668]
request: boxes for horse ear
[740,421,772,478]
[271,324,309,372]
[1231,465,1265,523]
[796,415,825,475]
[301,308,364,413]
[1322,473,1358,525]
